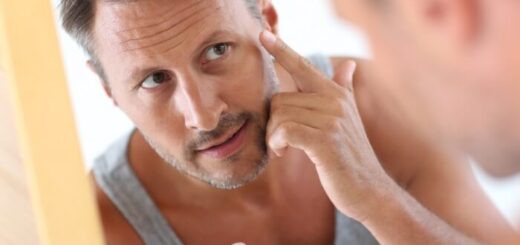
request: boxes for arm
[364,153,520,245]
[259,31,490,245]
[406,151,519,244]
[360,178,480,245]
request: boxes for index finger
[260,31,333,93]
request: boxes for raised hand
[260,31,395,221]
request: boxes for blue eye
[141,71,170,89]
[204,43,230,61]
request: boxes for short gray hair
[59,0,261,80]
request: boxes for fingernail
[348,60,357,80]
[274,149,283,157]
[262,31,277,45]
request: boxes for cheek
[222,73,266,113]
[220,48,270,111]
[117,93,188,152]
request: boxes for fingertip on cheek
[273,148,286,158]
[260,30,277,48]
[267,138,283,157]
[267,148,281,159]
[347,60,357,80]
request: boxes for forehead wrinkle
[120,4,221,52]
[117,0,205,39]
[121,7,217,53]
[119,2,212,45]
[117,2,216,49]
[161,11,221,54]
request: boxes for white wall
[52,0,519,228]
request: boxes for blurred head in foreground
[334,0,520,176]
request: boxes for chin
[200,153,269,190]
[478,157,520,178]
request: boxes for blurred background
[52,0,520,228]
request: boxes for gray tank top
[92,55,379,245]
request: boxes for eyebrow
[167,29,234,54]
[126,29,236,86]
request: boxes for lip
[196,120,248,159]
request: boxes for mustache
[187,112,251,151]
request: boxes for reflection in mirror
[53,0,519,244]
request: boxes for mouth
[196,120,249,159]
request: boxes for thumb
[332,59,357,92]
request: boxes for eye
[141,71,171,89]
[203,43,230,62]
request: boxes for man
[60,0,515,244]
[333,0,520,177]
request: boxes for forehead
[92,0,252,55]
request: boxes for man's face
[92,0,278,188]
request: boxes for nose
[176,74,227,131]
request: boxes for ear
[402,0,479,46]
[258,0,279,34]
[86,60,118,106]
[428,0,477,44]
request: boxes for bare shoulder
[89,174,142,245]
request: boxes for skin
[332,0,520,177]
[86,0,516,244]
